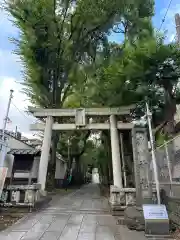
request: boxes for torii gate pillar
[38,116,53,191]
[110,115,123,188]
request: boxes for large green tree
[78,37,180,136]
[5,0,154,108]
[6,0,155,187]
[72,36,180,185]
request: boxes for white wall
[3,135,65,180]
[14,172,30,178]
[4,154,14,178]
[31,156,40,178]
[3,155,40,179]
[3,135,36,179]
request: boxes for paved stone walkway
[0,184,147,240]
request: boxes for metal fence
[152,134,180,198]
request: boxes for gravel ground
[0,208,27,231]
[172,229,180,239]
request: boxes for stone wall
[168,197,180,227]
[160,188,180,227]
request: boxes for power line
[158,0,174,32]
[11,101,45,127]
[11,101,35,122]
[11,101,43,140]
[11,101,43,128]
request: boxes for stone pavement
[0,184,147,240]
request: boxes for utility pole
[175,13,180,44]
[146,102,161,204]
[0,89,14,167]
[164,141,173,196]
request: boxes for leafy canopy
[6,0,154,108]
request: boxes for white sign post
[0,167,8,198]
[143,204,170,237]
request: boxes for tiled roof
[8,149,40,155]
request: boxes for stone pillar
[110,115,123,188]
[120,133,127,187]
[132,127,152,206]
[38,116,53,191]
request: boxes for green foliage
[5,0,106,107]
[6,0,154,108]
[123,38,180,135]
[156,132,169,147]
[57,131,91,159]
[6,0,155,182]
[115,0,154,42]
[80,133,111,184]
[78,37,180,133]
[80,139,100,168]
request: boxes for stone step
[42,208,110,213]
[40,210,111,215]
[146,238,174,240]
[146,234,174,239]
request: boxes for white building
[1,131,66,188]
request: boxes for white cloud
[0,3,37,139]
[0,76,37,137]
[0,77,27,109]
[0,49,22,78]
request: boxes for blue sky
[0,0,180,136]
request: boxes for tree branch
[153,121,167,135]
[53,0,71,106]
[59,131,91,158]
[61,83,72,103]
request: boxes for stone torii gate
[29,106,152,207]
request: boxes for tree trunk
[103,131,113,184]
[163,86,176,136]
[72,157,83,185]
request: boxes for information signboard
[143,204,168,220]
[143,204,170,237]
